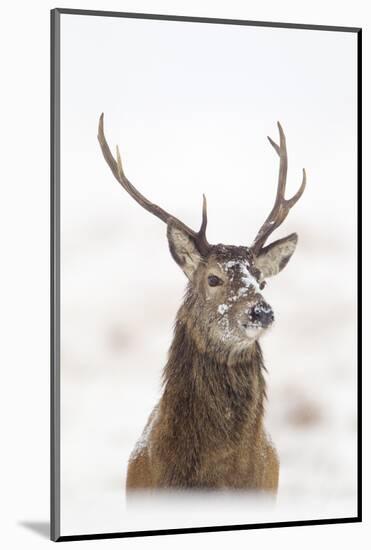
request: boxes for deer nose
[249,302,274,328]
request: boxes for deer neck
[161,315,267,448]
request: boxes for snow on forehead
[219,257,251,274]
[219,257,260,292]
[224,259,250,270]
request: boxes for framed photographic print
[51,8,361,542]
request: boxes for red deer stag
[98,114,306,495]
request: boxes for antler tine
[98,113,211,255]
[98,113,171,225]
[192,193,210,256]
[252,122,306,254]
[286,168,306,207]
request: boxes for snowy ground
[59,206,357,537]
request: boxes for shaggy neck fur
[156,296,267,488]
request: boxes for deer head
[98,114,306,350]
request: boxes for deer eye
[208,275,223,287]
[259,281,266,290]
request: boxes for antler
[252,122,306,254]
[98,113,211,256]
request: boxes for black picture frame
[51,7,362,542]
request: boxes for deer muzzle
[243,302,274,329]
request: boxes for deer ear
[167,223,203,280]
[255,233,298,280]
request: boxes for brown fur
[126,245,280,496]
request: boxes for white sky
[60,14,357,246]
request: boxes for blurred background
[59,14,358,536]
